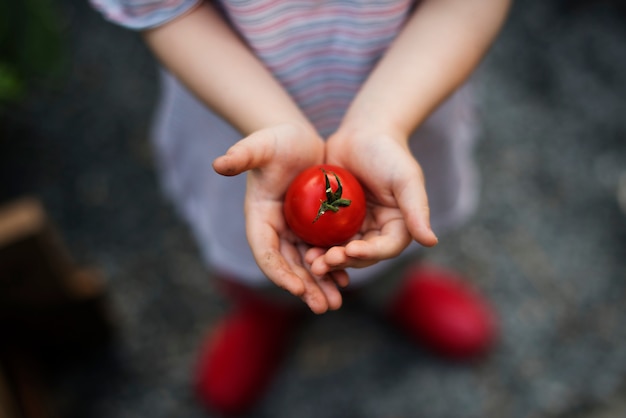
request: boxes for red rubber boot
[387,265,498,360]
[194,291,303,416]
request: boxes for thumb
[213,131,275,176]
[396,168,439,248]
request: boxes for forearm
[341,0,511,140]
[142,2,312,135]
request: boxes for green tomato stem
[313,169,352,223]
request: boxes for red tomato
[283,164,366,248]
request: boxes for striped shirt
[90,0,415,136]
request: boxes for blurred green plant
[0,0,65,105]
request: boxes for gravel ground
[2,1,626,417]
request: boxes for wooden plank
[0,198,45,250]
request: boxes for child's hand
[213,123,347,314]
[306,129,439,277]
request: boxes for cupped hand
[212,123,348,314]
[306,129,438,276]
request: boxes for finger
[329,270,350,288]
[323,253,378,271]
[309,246,347,276]
[255,246,306,298]
[213,131,275,176]
[326,245,353,265]
[304,246,326,265]
[255,244,331,314]
[315,275,343,310]
[290,263,333,314]
[306,245,356,270]
[279,240,336,314]
[344,218,412,260]
[394,166,439,247]
[309,256,331,277]
[244,209,306,294]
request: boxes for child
[90,0,511,414]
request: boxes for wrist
[247,119,320,142]
[333,108,409,146]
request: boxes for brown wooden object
[0,197,114,418]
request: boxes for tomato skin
[284,164,366,248]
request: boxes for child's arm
[310,0,511,275]
[343,0,511,137]
[142,2,310,134]
[143,3,342,313]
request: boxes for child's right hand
[213,123,348,314]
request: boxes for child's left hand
[305,128,439,277]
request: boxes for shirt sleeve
[89,0,202,30]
